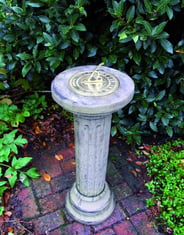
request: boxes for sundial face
[68,70,119,97]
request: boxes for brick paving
[7,141,165,235]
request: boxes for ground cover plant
[145,139,184,235]
[0,0,183,144]
[0,93,47,215]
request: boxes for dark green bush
[0,0,183,143]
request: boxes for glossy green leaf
[0,186,7,196]
[22,63,32,77]
[119,31,127,40]
[73,48,80,60]
[136,18,152,35]
[43,32,53,44]
[149,122,158,132]
[71,31,79,42]
[152,21,167,35]
[88,47,97,57]
[35,61,41,73]
[11,6,23,14]
[156,0,170,12]
[60,42,70,49]
[19,172,29,186]
[133,52,141,65]
[26,2,42,8]
[75,23,86,31]
[12,156,32,170]
[111,126,117,137]
[126,5,135,23]
[5,167,17,188]
[161,116,169,126]
[143,0,152,13]
[166,126,173,137]
[0,181,6,186]
[16,53,32,60]
[132,35,139,43]
[166,6,173,20]
[26,168,40,178]
[38,16,50,23]
[156,90,166,101]
[4,34,15,42]
[112,1,124,17]
[160,39,173,54]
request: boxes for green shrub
[0,0,88,89]
[0,93,47,215]
[106,0,184,144]
[0,0,183,143]
[146,139,184,235]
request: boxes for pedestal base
[65,182,115,225]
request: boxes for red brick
[121,194,149,216]
[18,188,39,219]
[113,221,137,235]
[51,173,75,192]
[33,210,65,234]
[62,159,76,173]
[131,212,157,235]
[93,204,125,232]
[61,223,90,235]
[39,191,67,214]
[113,182,132,201]
[49,228,63,235]
[57,148,75,161]
[42,155,63,177]
[32,177,52,198]
[96,228,115,235]
[0,216,4,228]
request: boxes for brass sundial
[68,64,119,97]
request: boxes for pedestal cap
[51,65,134,115]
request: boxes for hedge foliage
[0,0,183,143]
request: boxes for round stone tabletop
[51,65,134,115]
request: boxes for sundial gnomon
[69,64,119,96]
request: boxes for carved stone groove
[74,114,112,197]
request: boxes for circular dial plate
[68,71,119,97]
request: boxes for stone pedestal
[51,65,134,225]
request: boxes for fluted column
[65,113,115,224]
[74,114,111,196]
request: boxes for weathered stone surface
[51,65,134,225]
[51,65,134,115]
[74,114,112,197]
